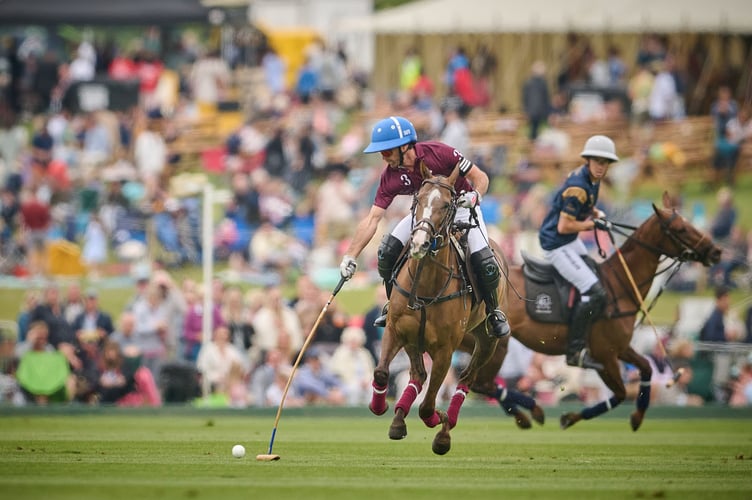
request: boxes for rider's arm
[557,212,596,234]
[462,163,489,197]
[344,205,386,259]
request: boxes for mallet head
[256,454,281,462]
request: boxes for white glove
[339,255,357,280]
[457,190,480,209]
[593,218,612,231]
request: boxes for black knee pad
[377,234,404,283]
[584,282,607,315]
[470,247,500,285]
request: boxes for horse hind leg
[619,347,653,431]
[495,385,546,429]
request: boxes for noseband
[411,179,457,250]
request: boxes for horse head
[650,191,722,266]
[409,162,459,259]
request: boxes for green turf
[1,408,751,499]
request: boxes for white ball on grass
[232,444,245,458]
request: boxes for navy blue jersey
[539,165,599,250]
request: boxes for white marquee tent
[338,0,752,34]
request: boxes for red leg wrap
[447,385,469,429]
[395,380,422,416]
[369,381,388,415]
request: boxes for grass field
[1,406,751,500]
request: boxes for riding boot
[566,283,607,371]
[470,248,511,338]
[373,234,404,328]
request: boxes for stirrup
[488,310,510,338]
[373,301,389,327]
[566,348,604,371]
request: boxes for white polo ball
[232,444,246,458]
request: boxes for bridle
[410,178,457,252]
[606,210,711,264]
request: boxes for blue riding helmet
[363,116,418,153]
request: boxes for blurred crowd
[0,27,751,409]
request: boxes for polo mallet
[603,224,684,388]
[256,276,347,462]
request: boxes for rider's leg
[567,282,606,370]
[462,207,510,338]
[469,247,510,338]
[544,240,605,371]
[373,233,405,327]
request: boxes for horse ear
[420,161,431,179]
[662,191,672,209]
[448,162,460,185]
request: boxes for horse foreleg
[370,326,403,416]
[560,361,625,430]
[620,347,653,431]
[389,348,427,440]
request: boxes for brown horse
[464,192,722,430]
[368,163,505,455]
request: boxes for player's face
[588,157,612,180]
[380,147,402,168]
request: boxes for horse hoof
[389,424,407,440]
[432,433,451,455]
[559,413,580,430]
[630,412,643,432]
[531,405,546,426]
[369,402,389,416]
[511,410,532,430]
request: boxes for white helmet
[580,135,619,162]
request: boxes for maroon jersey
[373,141,474,209]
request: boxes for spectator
[627,63,654,125]
[648,56,679,121]
[728,353,752,407]
[133,110,167,189]
[16,290,41,343]
[81,213,107,278]
[522,61,551,140]
[314,162,356,247]
[189,49,230,115]
[699,286,736,342]
[646,337,703,407]
[196,325,248,395]
[70,288,114,346]
[439,106,470,153]
[295,55,318,105]
[19,187,51,277]
[710,86,740,188]
[251,285,304,363]
[745,303,752,344]
[328,326,375,405]
[400,47,422,92]
[15,321,74,404]
[109,311,140,356]
[699,285,743,403]
[295,347,346,405]
[130,283,170,379]
[96,339,161,407]
[264,363,305,409]
[221,286,255,355]
[251,348,289,407]
[62,282,85,326]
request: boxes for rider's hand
[593,218,612,231]
[593,208,606,219]
[339,255,357,280]
[457,190,480,209]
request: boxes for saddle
[521,251,597,324]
